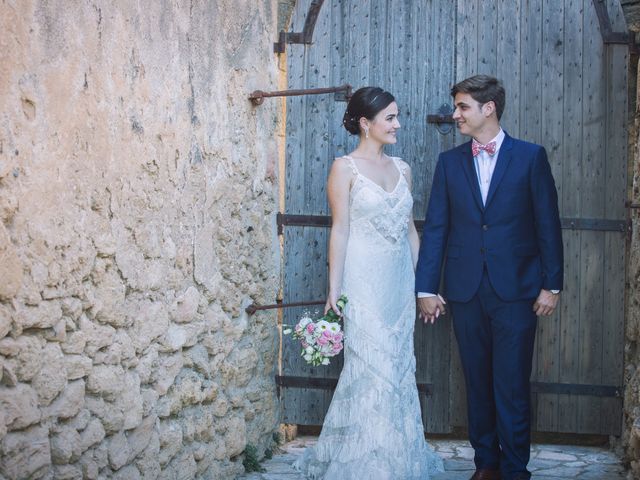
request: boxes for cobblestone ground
[239,436,629,480]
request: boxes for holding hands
[418,295,447,324]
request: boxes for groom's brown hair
[451,75,505,120]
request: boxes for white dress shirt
[474,129,505,205]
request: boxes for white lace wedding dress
[294,156,444,479]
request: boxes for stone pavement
[239,436,629,480]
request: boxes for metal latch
[427,104,455,134]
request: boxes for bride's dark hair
[342,87,395,135]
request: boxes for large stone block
[127,414,157,462]
[166,452,197,480]
[53,464,83,480]
[85,396,125,434]
[108,432,131,470]
[79,315,116,356]
[152,352,183,396]
[44,379,85,420]
[158,420,183,467]
[219,415,246,458]
[61,331,87,355]
[80,418,106,453]
[135,345,158,384]
[134,429,161,479]
[86,364,125,399]
[2,334,44,382]
[112,464,142,480]
[50,427,82,464]
[170,286,202,324]
[128,301,169,354]
[0,304,11,339]
[0,223,23,301]
[64,354,93,380]
[31,342,67,405]
[15,300,63,330]
[0,382,40,430]
[0,424,51,479]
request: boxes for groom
[415,75,563,480]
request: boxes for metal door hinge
[274,0,325,53]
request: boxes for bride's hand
[324,293,342,317]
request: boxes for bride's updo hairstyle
[342,87,395,135]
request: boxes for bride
[293,87,444,479]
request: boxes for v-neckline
[346,155,403,194]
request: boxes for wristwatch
[550,290,560,294]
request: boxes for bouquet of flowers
[283,295,347,366]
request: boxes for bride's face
[365,102,400,144]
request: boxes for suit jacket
[415,133,563,303]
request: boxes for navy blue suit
[415,133,563,479]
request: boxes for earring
[365,129,369,139]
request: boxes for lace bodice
[346,155,414,247]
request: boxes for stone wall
[0,1,281,479]
[623,65,640,479]
[622,2,640,477]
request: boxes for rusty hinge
[274,0,325,53]
[592,0,638,53]
[245,299,324,315]
[249,84,352,106]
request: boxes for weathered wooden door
[280,0,629,436]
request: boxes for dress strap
[391,157,409,177]
[343,155,359,176]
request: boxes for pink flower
[317,336,329,346]
[321,330,332,338]
[306,323,315,334]
[332,343,343,354]
[301,341,309,348]
[333,332,344,342]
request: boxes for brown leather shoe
[469,469,501,480]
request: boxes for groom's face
[452,93,491,138]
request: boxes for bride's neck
[353,141,385,162]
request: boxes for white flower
[316,320,331,331]
[298,317,313,328]
[305,346,314,355]
[283,328,292,335]
[321,358,330,365]
[303,354,313,362]
[328,322,341,333]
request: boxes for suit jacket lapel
[459,141,484,211]
[484,134,514,209]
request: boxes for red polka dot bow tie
[471,140,497,157]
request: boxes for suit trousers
[450,269,537,480]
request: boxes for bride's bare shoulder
[331,156,356,175]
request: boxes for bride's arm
[402,162,420,270]
[409,221,420,271]
[325,158,353,315]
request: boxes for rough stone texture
[623,34,640,479]
[0,0,280,478]
[622,0,640,32]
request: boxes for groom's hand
[533,289,560,316]
[418,296,446,324]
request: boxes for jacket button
[482,224,488,231]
